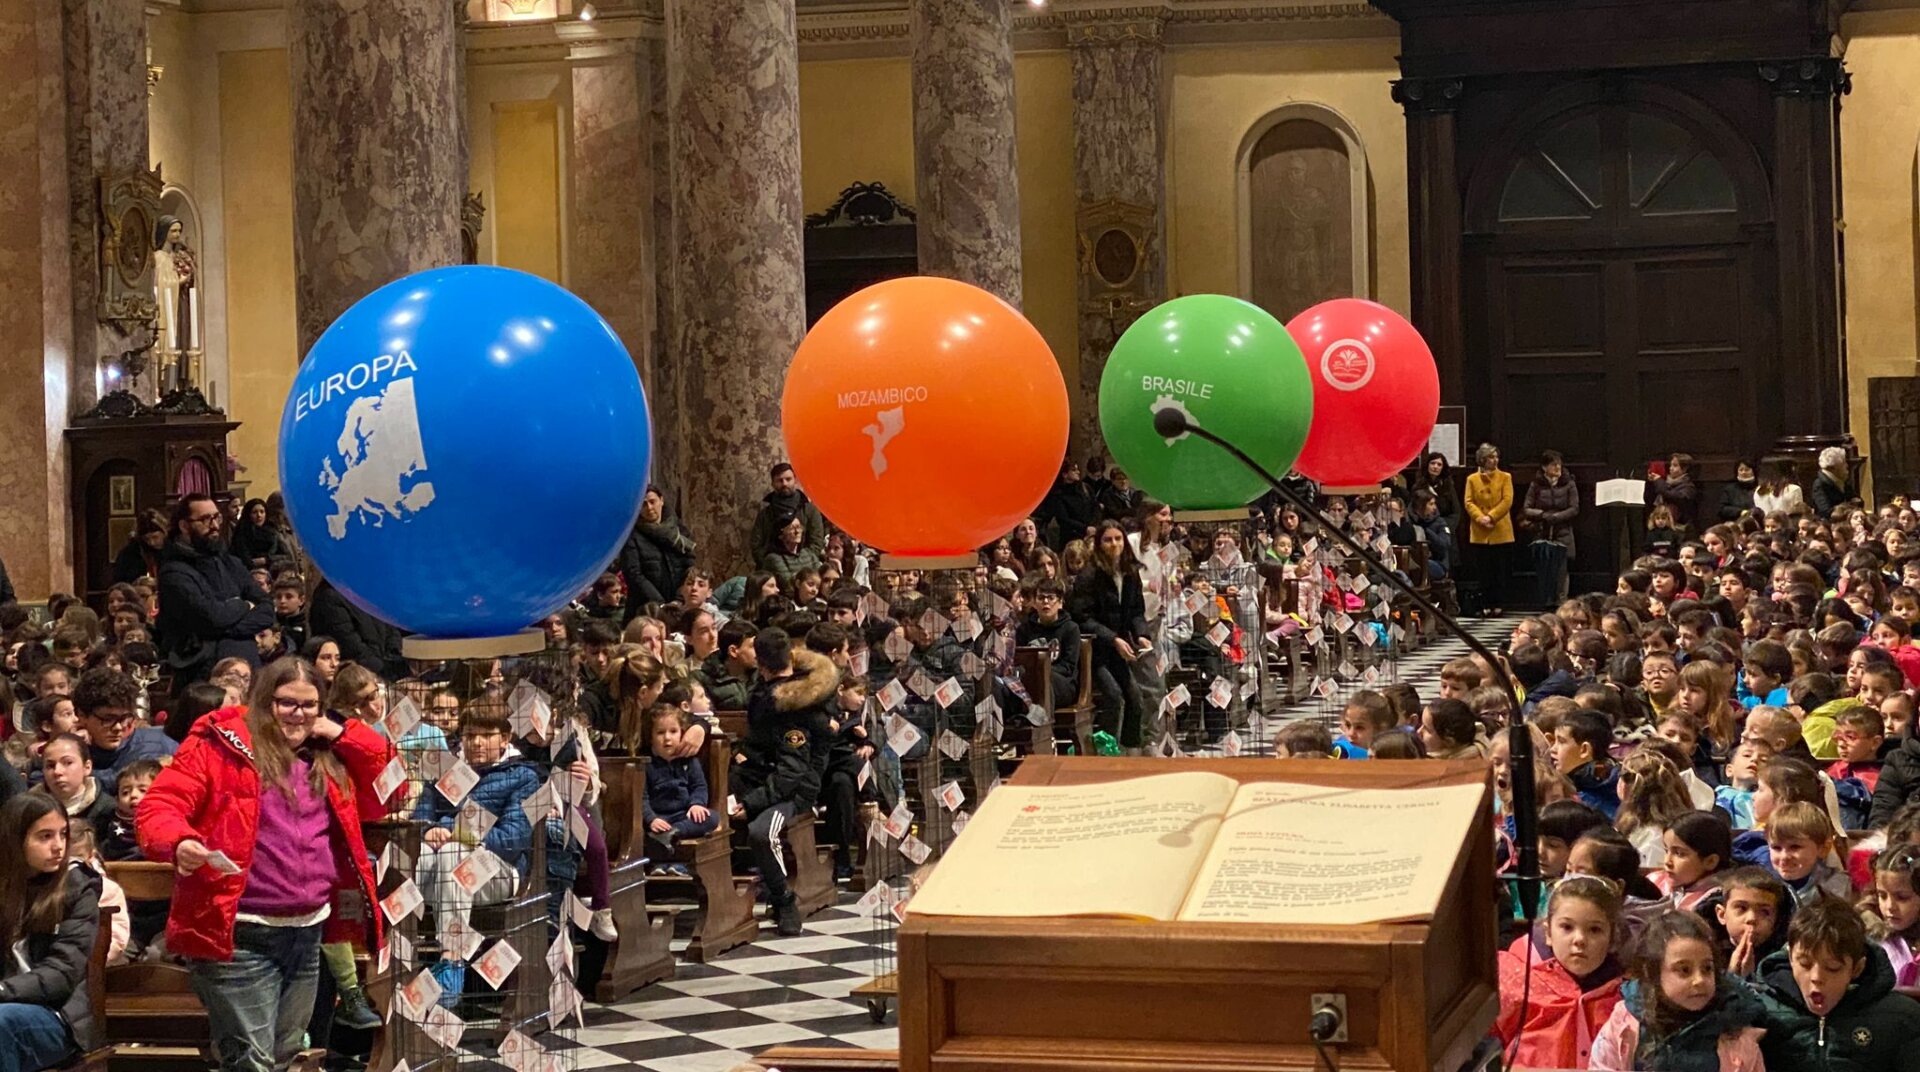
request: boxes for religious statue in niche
[153,214,196,355]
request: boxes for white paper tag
[900,834,932,865]
[936,780,964,812]
[438,914,484,962]
[877,679,908,712]
[498,1029,541,1072]
[206,849,241,875]
[451,847,502,897]
[936,729,968,761]
[374,756,409,804]
[1221,730,1244,757]
[421,1003,464,1049]
[519,782,558,824]
[906,668,936,699]
[546,927,574,977]
[1206,621,1231,647]
[394,967,441,1022]
[563,889,593,932]
[385,696,423,741]
[1168,684,1191,708]
[456,799,498,842]
[932,677,964,709]
[1208,678,1233,709]
[866,817,889,849]
[886,716,922,757]
[952,809,971,834]
[850,649,870,677]
[471,938,523,989]
[857,760,873,790]
[381,878,424,924]
[885,799,913,839]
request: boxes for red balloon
[1287,299,1440,490]
[782,277,1069,562]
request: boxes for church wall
[147,10,196,194]
[217,47,296,495]
[1167,38,1409,315]
[797,52,1080,396]
[1838,10,1920,493]
[465,64,569,280]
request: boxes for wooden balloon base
[878,554,980,572]
[401,629,546,660]
[1319,485,1386,498]
[1170,508,1248,523]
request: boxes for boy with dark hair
[1537,798,1611,880]
[1274,721,1333,759]
[824,587,862,628]
[1509,643,1576,712]
[1740,639,1794,709]
[1755,894,1920,1069]
[270,578,309,653]
[1699,866,1793,979]
[95,756,162,862]
[1548,708,1620,818]
[1437,657,1483,701]
[73,666,175,793]
[732,628,832,936]
[1829,706,1887,794]
[1015,577,1081,707]
[695,619,759,711]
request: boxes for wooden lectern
[896,757,1496,1072]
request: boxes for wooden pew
[1008,647,1059,759]
[712,710,836,921]
[72,902,114,1072]
[672,729,760,962]
[1052,641,1096,755]
[101,863,210,1071]
[590,756,676,1000]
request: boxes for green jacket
[695,651,753,713]
[1754,944,1920,1071]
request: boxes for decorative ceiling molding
[797,0,1387,58]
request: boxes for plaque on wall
[99,166,165,324]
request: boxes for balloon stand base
[877,553,979,572]
[402,629,546,660]
[1171,508,1247,523]
[1320,485,1386,498]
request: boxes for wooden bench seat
[101,862,210,1071]
[590,755,676,999]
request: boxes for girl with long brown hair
[0,792,101,1071]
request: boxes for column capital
[1759,57,1851,98]
[1391,76,1465,116]
[1061,1,1172,47]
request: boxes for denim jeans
[189,921,322,1072]
[0,1003,73,1072]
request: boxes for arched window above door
[1496,107,1738,227]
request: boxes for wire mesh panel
[357,649,586,1072]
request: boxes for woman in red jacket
[137,657,394,1072]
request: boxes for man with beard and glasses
[155,492,276,685]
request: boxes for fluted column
[289,0,464,357]
[911,0,1022,305]
[670,0,805,573]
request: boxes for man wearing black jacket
[749,464,826,563]
[1037,461,1101,550]
[154,494,274,685]
[309,577,406,679]
[731,628,828,936]
[617,486,697,607]
[1016,578,1081,705]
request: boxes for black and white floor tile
[527,615,1522,1071]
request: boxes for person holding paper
[136,657,395,1072]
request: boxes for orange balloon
[782,277,1069,559]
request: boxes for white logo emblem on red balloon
[1319,339,1376,392]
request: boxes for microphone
[1146,404,1542,921]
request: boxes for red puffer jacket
[136,707,395,961]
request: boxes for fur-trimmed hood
[773,648,839,713]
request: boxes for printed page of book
[1594,478,1648,506]
[907,770,1240,921]
[1177,781,1485,925]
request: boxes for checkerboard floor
[491,615,1521,1071]
[553,902,895,1071]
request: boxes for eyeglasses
[89,709,135,728]
[273,697,321,716]
[188,513,222,529]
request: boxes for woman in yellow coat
[1463,442,1516,615]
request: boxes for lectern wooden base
[897,757,1497,1072]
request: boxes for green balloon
[1098,294,1313,511]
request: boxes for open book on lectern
[907,770,1484,927]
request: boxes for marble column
[911,0,1022,306]
[289,0,464,358]
[61,0,150,414]
[568,35,675,493]
[1393,77,1466,407]
[1070,18,1169,455]
[1765,58,1848,435]
[669,0,804,573]
[0,0,76,597]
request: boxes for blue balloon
[279,266,649,638]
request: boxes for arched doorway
[1463,82,1776,480]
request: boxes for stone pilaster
[1763,58,1849,436]
[1070,14,1169,455]
[569,39,658,403]
[1393,76,1466,408]
[0,0,76,597]
[289,0,464,357]
[669,0,805,573]
[911,0,1021,306]
[61,0,149,414]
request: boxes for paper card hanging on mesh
[882,630,912,663]
[438,913,485,962]
[979,695,1004,741]
[549,974,586,1029]
[385,696,424,742]
[857,759,874,790]
[981,590,1011,621]
[456,799,498,843]
[380,878,423,924]
[1205,621,1232,647]
[885,799,913,839]
[1315,677,1338,700]
[387,929,413,974]
[850,649,870,677]
[498,1029,543,1072]
[562,889,593,932]
[1304,625,1324,646]
[885,713,922,757]
[952,615,981,643]
[906,667,937,699]
[876,678,908,712]
[988,628,1012,663]
[1167,683,1192,708]
[546,926,575,978]
[936,780,965,812]
[899,833,932,865]
[1361,665,1383,686]
[421,1004,465,1049]
[854,883,888,916]
[1154,732,1181,759]
[1240,678,1260,701]
[549,765,588,810]
[958,651,987,680]
[1337,659,1359,678]
[414,746,455,786]
[861,591,891,621]
[434,760,480,807]
[866,817,890,850]
[953,809,971,833]
[394,966,441,1022]
[1207,678,1234,709]
[1221,730,1244,757]
[450,847,503,898]
[932,676,964,709]
[1351,574,1372,594]
[373,757,408,806]
[519,782,559,825]
[936,729,968,761]
[922,609,952,637]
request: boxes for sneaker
[774,897,803,937]
[666,863,692,878]
[833,862,855,882]
[334,984,383,1031]
[589,908,619,942]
